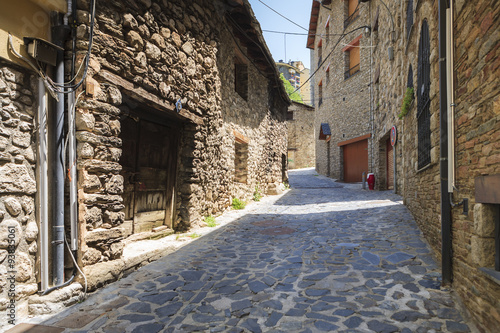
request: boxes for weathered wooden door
[343,139,368,182]
[121,117,178,233]
[386,138,394,190]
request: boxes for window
[286,111,294,121]
[345,0,359,28]
[326,65,330,85]
[318,80,323,106]
[407,65,414,88]
[325,16,330,45]
[343,35,362,79]
[417,20,431,169]
[234,141,248,183]
[407,0,414,40]
[317,39,323,68]
[234,56,248,100]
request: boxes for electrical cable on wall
[7,0,96,97]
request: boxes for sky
[248,0,312,69]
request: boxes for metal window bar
[344,63,360,79]
[417,20,431,168]
[407,0,414,39]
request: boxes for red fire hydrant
[367,173,375,190]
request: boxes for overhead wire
[292,1,365,94]
[257,0,308,31]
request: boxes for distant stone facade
[287,101,315,169]
[0,0,289,321]
[309,0,500,330]
[309,0,372,182]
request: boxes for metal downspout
[438,0,453,285]
[38,79,49,292]
[51,15,69,286]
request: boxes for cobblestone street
[11,169,473,333]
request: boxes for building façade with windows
[0,0,290,323]
[308,0,499,331]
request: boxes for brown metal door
[343,139,368,182]
[386,139,394,190]
[121,118,178,233]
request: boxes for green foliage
[189,233,201,239]
[283,182,290,190]
[232,198,246,210]
[280,73,303,103]
[205,215,217,227]
[398,87,414,119]
[253,185,262,202]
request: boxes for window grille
[407,0,414,39]
[417,20,431,169]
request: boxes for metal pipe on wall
[446,3,456,193]
[37,78,49,292]
[438,0,453,285]
[51,23,65,285]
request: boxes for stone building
[0,0,289,321]
[308,0,373,183]
[287,101,315,169]
[309,0,499,331]
[276,60,312,105]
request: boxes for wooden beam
[97,70,203,125]
[338,133,372,147]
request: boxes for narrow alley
[11,169,472,333]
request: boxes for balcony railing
[344,64,360,80]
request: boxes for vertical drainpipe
[38,79,49,292]
[438,0,453,285]
[51,15,69,286]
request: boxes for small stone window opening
[407,65,414,88]
[344,0,359,28]
[407,0,414,40]
[286,111,294,121]
[325,16,330,45]
[234,141,249,183]
[318,80,323,107]
[326,65,330,85]
[234,56,248,101]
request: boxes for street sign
[390,126,397,147]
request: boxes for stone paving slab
[10,168,474,332]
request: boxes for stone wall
[313,1,373,180]
[72,0,288,291]
[371,0,500,330]
[450,0,500,330]
[287,102,315,169]
[310,0,499,330]
[0,60,38,319]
